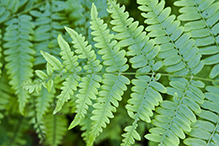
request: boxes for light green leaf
[40,50,63,71]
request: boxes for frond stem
[71,72,219,83]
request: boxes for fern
[137,0,205,145]
[1,117,29,146]
[107,0,166,145]
[30,0,68,66]
[44,112,68,146]
[65,27,102,130]
[3,14,35,114]
[174,0,219,63]
[0,0,19,23]
[87,4,130,145]
[1,0,219,145]
[184,85,219,146]
[0,74,12,123]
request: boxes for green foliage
[0,0,219,146]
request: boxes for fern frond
[174,0,219,65]
[54,73,80,114]
[107,1,165,145]
[96,105,130,143]
[146,77,205,145]
[79,106,94,142]
[30,0,68,66]
[3,14,35,114]
[64,27,102,129]
[35,87,55,121]
[0,0,19,23]
[138,0,204,76]
[0,74,12,123]
[87,4,130,145]
[44,113,68,146]
[52,34,81,114]
[137,1,206,145]
[184,85,219,146]
[2,117,29,146]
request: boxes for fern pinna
[0,0,219,145]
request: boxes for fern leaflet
[184,86,219,146]
[44,112,68,146]
[107,1,166,145]
[65,27,102,130]
[137,0,205,145]
[87,4,130,145]
[53,34,81,114]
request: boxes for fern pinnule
[87,4,130,145]
[64,27,102,130]
[184,86,219,146]
[3,15,35,114]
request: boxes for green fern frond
[138,0,204,76]
[65,0,86,35]
[0,74,12,123]
[3,14,35,114]
[136,1,206,145]
[54,73,80,114]
[53,34,81,114]
[174,0,219,65]
[90,3,129,73]
[22,79,43,94]
[65,27,102,129]
[2,117,29,146]
[44,113,68,146]
[87,4,130,145]
[79,106,94,142]
[30,0,68,66]
[96,105,130,143]
[146,77,205,145]
[0,0,19,23]
[35,87,55,121]
[174,0,219,79]
[184,85,219,146]
[28,82,56,142]
[107,1,165,145]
